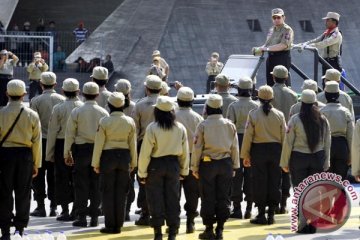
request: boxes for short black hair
[331,18,339,26]
[177,99,193,108]
[64,91,77,98]
[93,79,107,87]
[206,105,222,115]
[325,92,340,103]
[274,77,286,84]
[83,93,97,100]
[237,88,251,97]
[41,84,55,89]
[108,103,124,113]
[147,87,161,94]
[9,96,21,101]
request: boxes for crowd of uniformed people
[0,7,360,240]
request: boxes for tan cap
[91,66,108,80]
[215,74,230,86]
[211,52,219,58]
[152,50,161,56]
[114,79,131,95]
[62,78,79,92]
[144,75,162,90]
[40,72,56,85]
[0,49,8,55]
[302,79,318,92]
[272,8,284,16]
[108,92,125,108]
[177,87,194,101]
[322,12,340,21]
[238,76,253,89]
[325,81,340,93]
[7,79,27,96]
[160,81,171,95]
[322,69,341,82]
[154,96,175,112]
[206,94,223,109]
[258,85,274,100]
[34,52,41,58]
[83,82,99,95]
[301,89,317,104]
[271,65,288,78]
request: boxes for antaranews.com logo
[291,172,358,233]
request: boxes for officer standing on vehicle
[320,81,353,180]
[132,75,163,225]
[0,80,41,239]
[91,66,111,108]
[92,92,137,234]
[138,96,189,240]
[64,82,109,227]
[192,94,240,240]
[30,72,65,218]
[317,69,355,120]
[241,86,286,225]
[289,79,325,117]
[46,78,83,221]
[296,12,342,89]
[214,74,238,118]
[175,87,204,233]
[227,77,259,220]
[252,8,294,86]
[205,52,223,93]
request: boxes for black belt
[151,155,178,161]
[268,50,290,56]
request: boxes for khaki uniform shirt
[27,62,49,80]
[0,101,42,168]
[351,120,360,176]
[64,101,109,158]
[280,114,331,170]
[320,103,354,150]
[289,101,326,118]
[205,61,224,76]
[124,100,135,118]
[218,92,238,118]
[265,23,294,50]
[227,97,260,134]
[30,89,65,139]
[133,94,159,141]
[191,114,240,172]
[138,121,189,178]
[159,57,169,70]
[175,107,204,152]
[96,87,111,109]
[0,59,18,75]
[46,97,83,161]
[307,27,342,58]
[317,91,355,121]
[272,83,298,122]
[91,112,137,169]
[241,107,286,159]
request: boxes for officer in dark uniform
[227,77,259,219]
[320,81,353,180]
[0,80,41,239]
[92,92,137,234]
[241,86,286,225]
[252,8,294,86]
[192,94,240,240]
[138,96,189,240]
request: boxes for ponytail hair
[259,98,272,115]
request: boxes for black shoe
[72,217,87,227]
[56,211,73,222]
[274,205,281,214]
[135,214,150,226]
[199,227,215,240]
[230,208,242,219]
[168,234,176,240]
[250,215,267,225]
[215,228,223,240]
[30,206,46,217]
[267,216,275,225]
[168,227,177,240]
[279,206,288,214]
[186,220,195,234]
[90,217,98,227]
[125,212,130,221]
[15,228,23,236]
[244,210,251,219]
[100,227,120,234]
[153,226,162,240]
[49,207,58,217]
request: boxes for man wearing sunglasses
[252,8,294,87]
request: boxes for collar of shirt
[178,107,191,110]
[43,89,56,94]
[326,102,341,106]
[84,100,98,105]
[324,26,338,36]
[274,24,285,31]
[148,93,159,98]
[274,83,286,88]
[110,111,125,117]
[66,96,80,101]
[207,114,223,120]
[218,91,231,95]
[238,96,251,100]
[7,100,24,107]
